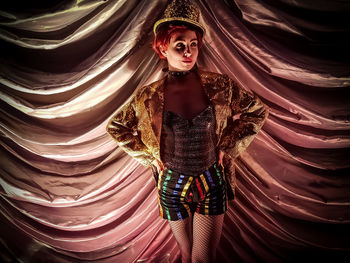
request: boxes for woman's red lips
[183,59,192,63]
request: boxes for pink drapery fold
[1,0,349,262]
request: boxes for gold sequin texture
[153,0,205,36]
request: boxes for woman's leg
[168,214,193,263]
[192,213,224,263]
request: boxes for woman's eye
[176,43,185,50]
[191,42,198,47]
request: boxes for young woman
[107,1,268,262]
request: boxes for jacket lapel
[199,70,230,146]
[144,77,166,159]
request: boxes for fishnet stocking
[168,213,224,263]
[168,215,193,263]
[192,213,224,263]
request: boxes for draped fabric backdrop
[1,0,349,262]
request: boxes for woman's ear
[159,45,167,58]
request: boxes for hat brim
[153,17,205,36]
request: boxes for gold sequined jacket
[107,69,269,201]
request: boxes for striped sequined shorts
[157,163,228,221]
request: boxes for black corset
[160,105,217,175]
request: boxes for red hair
[152,24,203,60]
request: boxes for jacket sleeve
[219,77,269,159]
[106,96,155,167]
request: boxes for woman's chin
[182,63,195,71]
[169,63,195,71]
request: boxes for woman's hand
[152,159,164,173]
[218,150,225,169]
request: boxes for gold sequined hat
[153,0,205,36]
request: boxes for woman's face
[161,29,199,71]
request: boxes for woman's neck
[165,65,198,82]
